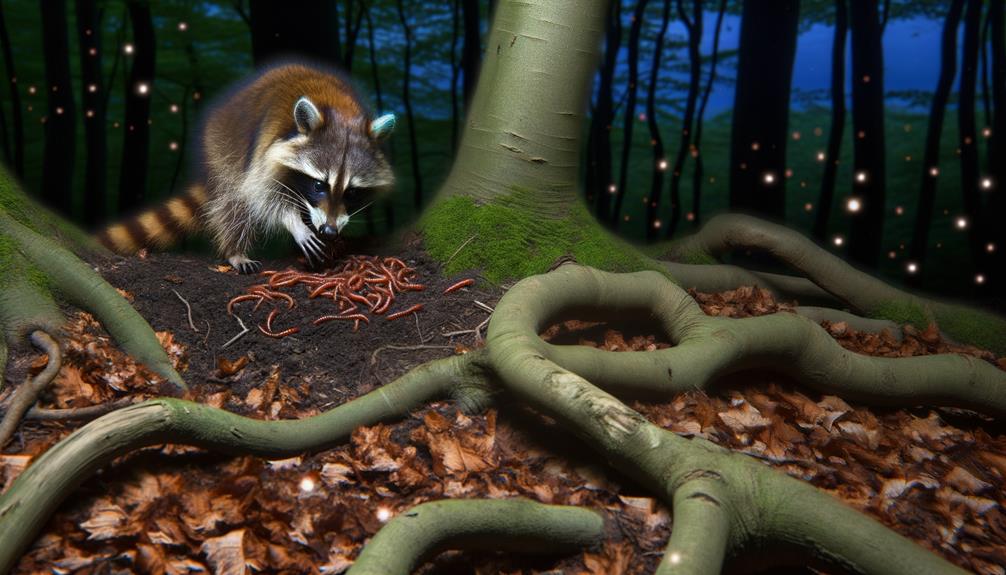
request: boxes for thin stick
[172,289,199,333]
[445,233,478,266]
[21,397,137,422]
[221,315,249,349]
[370,344,455,365]
[473,300,495,314]
[0,331,62,448]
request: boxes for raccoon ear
[293,97,323,134]
[369,113,396,140]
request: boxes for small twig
[370,344,454,365]
[20,397,138,422]
[473,300,495,314]
[0,331,62,448]
[474,316,491,342]
[222,315,250,349]
[172,289,200,333]
[445,233,478,266]
[201,319,212,348]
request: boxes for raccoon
[98,63,396,274]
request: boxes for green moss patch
[419,189,668,283]
[0,166,102,256]
[932,302,1006,356]
[868,299,931,330]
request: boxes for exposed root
[0,331,62,449]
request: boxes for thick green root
[347,499,604,575]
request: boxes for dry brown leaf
[201,529,249,575]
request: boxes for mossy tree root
[0,331,61,448]
[346,499,605,575]
[486,264,967,573]
[0,210,185,390]
[0,352,483,573]
[664,213,1006,354]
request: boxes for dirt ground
[2,242,1006,574]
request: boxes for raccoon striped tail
[97,185,208,254]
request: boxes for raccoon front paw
[228,255,262,275]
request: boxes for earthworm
[443,278,475,294]
[386,303,423,321]
[227,294,262,315]
[258,324,300,338]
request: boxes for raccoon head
[273,96,395,238]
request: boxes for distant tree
[76,0,107,227]
[612,0,649,229]
[396,0,423,208]
[643,0,672,241]
[987,0,1006,292]
[846,0,886,267]
[248,0,341,66]
[117,0,155,214]
[461,0,481,108]
[958,0,987,277]
[362,2,395,232]
[812,0,847,241]
[0,2,23,176]
[450,0,461,151]
[666,0,702,237]
[908,0,964,281]
[342,0,365,72]
[728,0,800,221]
[690,0,727,228]
[40,0,76,216]
[585,0,621,223]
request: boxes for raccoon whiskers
[347,201,375,219]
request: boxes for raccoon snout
[318,223,339,237]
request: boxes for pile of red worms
[226,255,476,338]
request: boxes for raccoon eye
[311,180,327,197]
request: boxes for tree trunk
[958,0,986,282]
[76,0,107,227]
[846,0,886,268]
[461,0,481,109]
[451,0,461,151]
[908,0,964,280]
[396,0,423,209]
[342,0,365,72]
[690,0,727,228]
[363,3,395,233]
[117,1,155,214]
[643,0,672,241]
[0,2,23,177]
[585,0,621,223]
[728,0,799,220]
[40,0,76,216]
[988,0,1006,294]
[666,0,702,238]
[612,0,649,229]
[248,0,341,66]
[812,0,847,241]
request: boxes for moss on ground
[868,299,931,331]
[419,188,669,283]
[932,302,1006,356]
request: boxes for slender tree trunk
[666,0,702,238]
[40,0,76,216]
[644,0,672,241]
[461,0,481,108]
[76,0,107,227]
[396,0,423,208]
[981,11,993,130]
[728,0,799,220]
[691,0,726,228]
[248,0,342,66]
[586,0,621,223]
[451,0,461,152]
[363,3,395,233]
[117,1,155,214]
[988,0,1006,293]
[959,0,986,278]
[343,0,365,72]
[0,3,23,177]
[847,0,886,268]
[813,0,848,240]
[612,0,649,229]
[908,0,964,280]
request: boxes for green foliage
[419,188,667,284]
[868,299,930,330]
[932,302,1006,356]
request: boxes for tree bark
[117,1,155,214]
[643,0,672,241]
[461,0,481,109]
[40,0,76,216]
[908,0,964,281]
[248,0,341,66]
[812,0,848,241]
[728,0,800,220]
[958,0,987,283]
[847,0,887,268]
[666,0,702,237]
[396,0,424,208]
[585,0,621,223]
[0,2,23,177]
[76,0,107,227]
[612,0,649,229]
[690,0,727,228]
